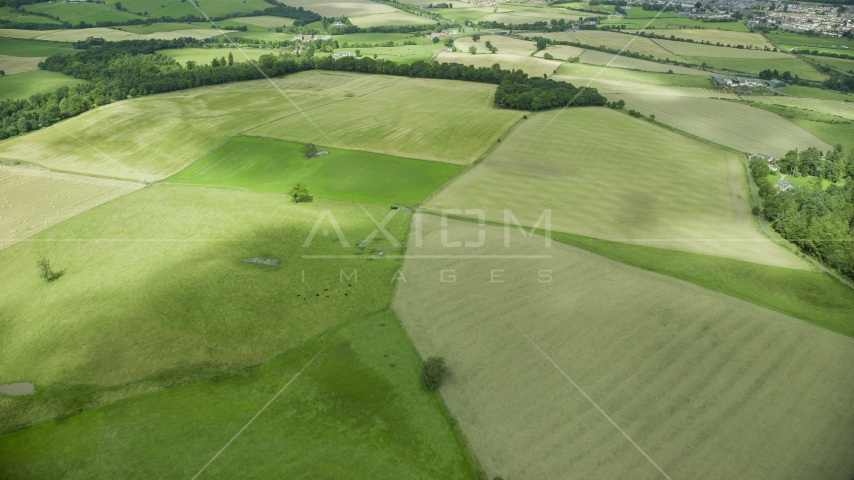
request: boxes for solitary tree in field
[432,36,440,44]
[471,33,480,41]
[468,45,477,55]
[37,256,63,282]
[300,143,317,158]
[288,183,313,203]
[421,356,448,391]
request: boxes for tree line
[750,148,854,279]
[0,37,607,140]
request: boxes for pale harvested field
[579,49,700,74]
[609,93,832,157]
[245,76,522,165]
[480,8,582,24]
[632,29,775,49]
[0,54,43,75]
[550,75,729,96]
[454,35,538,57]
[393,215,854,480]
[8,27,226,42]
[425,108,808,269]
[0,71,390,179]
[349,11,435,27]
[0,164,143,251]
[534,44,585,60]
[278,0,395,17]
[651,38,792,59]
[540,31,677,60]
[435,52,561,77]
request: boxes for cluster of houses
[710,74,785,89]
[292,34,332,42]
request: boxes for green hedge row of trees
[0,37,607,140]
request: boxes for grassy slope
[607,93,831,157]
[804,54,854,73]
[167,137,463,206]
[0,312,476,480]
[0,38,75,57]
[434,52,561,77]
[0,185,409,431]
[22,2,145,23]
[0,70,87,101]
[736,97,854,150]
[106,0,271,18]
[555,62,711,87]
[394,215,854,479]
[114,22,202,34]
[425,107,807,269]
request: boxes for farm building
[770,79,786,88]
[710,74,729,86]
[776,179,794,191]
[333,52,356,58]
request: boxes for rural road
[742,155,854,290]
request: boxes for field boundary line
[190,350,322,480]
[519,331,673,480]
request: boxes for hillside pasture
[0,311,475,479]
[608,94,832,157]
[805,54,854,73]
[0,72,401,179]
[245,76,522,165]
[539,30,676,59]
[158,47,271,65]
[263,0,394,17]
[0,54,42,75]
[578,49,699,74]
[636,29,774,49]
[0,6,62,26]
[425,108,808,269]
[167,137,463,205]
[0,70,87,101]
[0,164,143,252]
[0,185,410,431]
[455,35,538,57]
[22,1,145,24]
[435,52,561,77]
[104,0,272,19]
[393,215,854,480]
[0,38,75,57]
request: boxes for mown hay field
[608,93,832,157]
[454,35,539,57]
[0,70,87,101]
[479,6,582,24]
[425,108,808,269]
[578,49,700,74]
[0,54,42,75]
[0,311,476,479]
[0,185,409,431]
[0,164,143,252]
[228,15,295,28]
[7,27,226,42]
[554,62,711,88]
[112,22,203,34]
[0,71,516,177]
[638,29,774,49]
[0,28,55,39]
[435,52,561,77]
[167,137,463,205]
[534,44,585,60]
[540,31,676,60]
[349,11,435,27]
[393,215,854,480]
[550,74,727,96]
[245,75,522,165]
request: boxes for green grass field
[623,29,772,48]
[22,2,145,24]
[478,5,583,24]
[601,17,748,31]
[167,137,463,206]
[0,185,410,432]
[607,93,831,157]
[104,0,270,19]
[348,11,435,27]
[804,54,854,73]
[158,47,271,65]
[393,215,854,479]
[332,32,431,44]
[0,54,42,75]
[336,43,441,62]
[767,32,854,52]
[425,107,808,268]
[0,38,75,57]
[0,6,62,25]
[737,97,854,150]
[0,70,87,101]
[578,49,700,74]
[263,0,394,17]
[455,35,538,57]
[112,22,201,34]
[0,311,476,479]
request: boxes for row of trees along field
[750,148,854,278]
[0,38,607,140]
